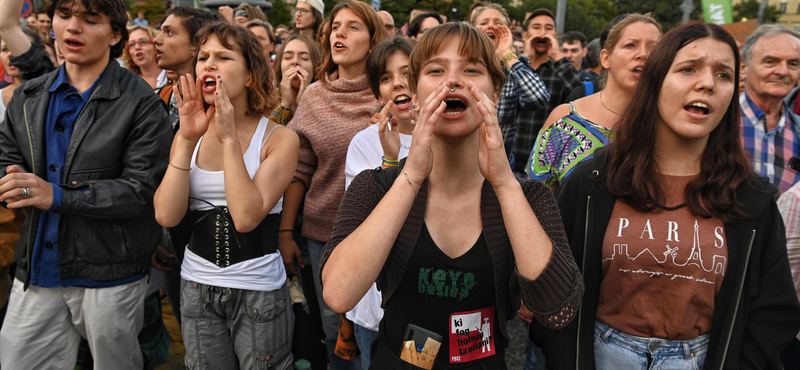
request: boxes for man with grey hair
[740,24,800,194]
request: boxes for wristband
[382,156,399,167]
[501,52,518,68]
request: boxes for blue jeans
[523,322,546,370]
[308,238,361,370]
[354,324,379,370]
[594,320,708,370]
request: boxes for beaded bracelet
[382,156,399,167]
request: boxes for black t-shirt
[378,223,505,369]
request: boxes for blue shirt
[30,65,143,288]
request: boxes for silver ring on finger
[21,187,30,199]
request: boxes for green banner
[702,0,733,25]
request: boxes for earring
[50,29,55,39]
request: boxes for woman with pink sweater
[281,1,389,368]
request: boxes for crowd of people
[0,0,798,369]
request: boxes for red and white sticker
[449,307,495,363]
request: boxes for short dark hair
[523,8,555,30]
[408,12,443,39]
[366,37,417,100]
[561,31,587,48]
[47,0,128,59]
[586,38,601,68]
[166,6,222,49]
[195,21,277,115]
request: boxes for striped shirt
[740,91,800,194]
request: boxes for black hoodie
[532,148,800,370]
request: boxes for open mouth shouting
[442,94,469,119]
[684,100,711,119]
[202,75,217,93]
[64,37,85,51]
[394,94,411,110]
[333,41,347,52]
[135,51,145,60]
[631,66,643,78]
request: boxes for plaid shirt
[498,60,550,157]
[511,57,582,173]
[740,90,800,194]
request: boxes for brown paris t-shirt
[597,174,727,340]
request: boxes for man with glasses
[294,0,323,41]
[377,10,395,37]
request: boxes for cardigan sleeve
[517,179,584,330]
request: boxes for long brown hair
[605,22,755,222]
[195,21,277,115]
[316,0,388,83]
[273,34,322,100]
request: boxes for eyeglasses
[128,39,153,48]
[292,7,311,15]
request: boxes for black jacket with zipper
[0,60,172,288]
[531,148,800,370]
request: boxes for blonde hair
[603,13,661,53]
[469,3,509,27]
[122,25,158,76]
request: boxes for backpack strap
[582,81,594,96]
[370,165,400,192]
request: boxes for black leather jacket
[0,61,172,288]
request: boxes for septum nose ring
[449,85,456,93]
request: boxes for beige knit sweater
[288,71,381,242]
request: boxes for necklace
[646,190,687,211]
[600,91,620,115]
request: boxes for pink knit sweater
[288,71,381,242]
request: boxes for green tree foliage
[267,0,294,28]
[613,0,702,31]
[504,0,617,40]
[132,0,167,25]
[733,0,781,24]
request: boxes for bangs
[197,25,242,52]
[408,22,505,95]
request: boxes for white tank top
[181,116,286,291]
